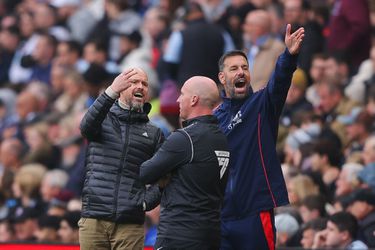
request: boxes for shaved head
[184,76,220,109]
[133,67,147,77]
[177,76,220,121]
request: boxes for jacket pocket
[77,218,87,228]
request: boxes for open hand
[285,24,305,55]
[110,68,137,94]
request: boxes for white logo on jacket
[228,111,242,130]
[215,151,230,179]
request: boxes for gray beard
[118,99,144,112]
[130,102,144,112]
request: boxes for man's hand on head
[110,68,137,94]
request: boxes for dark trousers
[155,237,219,250]
[220,209,275,250]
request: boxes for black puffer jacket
[80,93,163,224]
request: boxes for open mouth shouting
[233,77,248,95]
[235,78,246,88]
[133,91,144,101]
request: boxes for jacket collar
[182,115,218,128]
[110,102,151,123]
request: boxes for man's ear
[341,230,350,242]
[218,72,225,85]
[191,95,199,106]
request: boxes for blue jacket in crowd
[214,49,298,220]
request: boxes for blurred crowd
[0,0,374,248]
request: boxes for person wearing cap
[346,188,375,247]
[140,76,230,249]
[312,211,368,250]
[79,68,164,250]
[214,23,304,249]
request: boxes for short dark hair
[312,139,342,167]
[38,215,61,230]
[86,39,108,54]
[329,211,358,239]
[301,194,327,217]
[64,40,82,57]
[218,50,248,71]
[312,53,328,62]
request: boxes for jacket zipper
[114,113,131,218]
[228,102,238,217]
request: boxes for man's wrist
[105,86,120,99]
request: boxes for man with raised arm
[214,24,304,249]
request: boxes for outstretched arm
[266,24,305,117]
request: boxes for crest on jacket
[228,111,242,130]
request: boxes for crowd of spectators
[0,0,374,248]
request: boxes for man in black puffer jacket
[140,76,230,250]
[79,68,164,250]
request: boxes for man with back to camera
[79,68,164,249]
[140,76,230,250]
[214,24,304,249]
